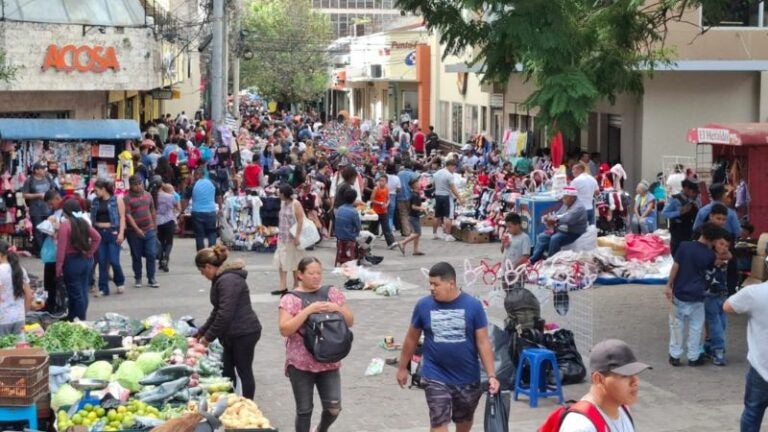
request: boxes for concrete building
[432,5,768,187]
[0,0,202,123]
[346,23,429,124]
[311,0,402,39]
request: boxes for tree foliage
[0,50,18,83]
[240,0,332,103]
[395,0,751,138]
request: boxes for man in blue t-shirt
[665,223,731,367]
[185,167,220,251]
[397,262,499,432]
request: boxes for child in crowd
[501,213,531,289]
[665,223,731,366]
[41,190,63,313]
[704,238,731,366]
[397,177,425,256]
[334,187,361,266]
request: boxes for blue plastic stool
[0,403,38,430]
[513,348,564,408]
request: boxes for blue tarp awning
[0,119,141,141]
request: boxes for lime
[117,405,127,413]
[83,403,94,412]
[72,414,83,425]
[96,407,106,417]
[87,411,98,421]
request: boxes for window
[464,105,479,142]
[439,101,450,138]
[702,1,763,27]
[451,103,463,143]
[481,106,488,133]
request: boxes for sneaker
[387,243,398,250]
[116,286,125,294]
[444,235,456,242]
[433,234,441,240]
[134,280,142,289]
[688,356,707,366]
[668,356,681,367]
[713,351,727,366]
[148,280,160,288]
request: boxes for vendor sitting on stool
[530,186,587,263]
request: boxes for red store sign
[42,44,120,73]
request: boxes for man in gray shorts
[432,159,463,242]
[397,262,499,431]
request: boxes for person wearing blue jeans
[56,199,101,321]
[529,187,587,263]
[703,293,727,364]
[91,179,126,296]
[126,229,158,288]
[124,175,159,288]
[186,167,219,251]
[724,279,768,431]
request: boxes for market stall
[686,123,768,234]
[0,314,277,432]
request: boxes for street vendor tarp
[686,123,768,146]
[0,119,141,141]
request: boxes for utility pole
[232,0,242,121]
[211,0,224,124]
[222,8,229,119]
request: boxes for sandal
[397,242,405,256]
[413,252,425,256]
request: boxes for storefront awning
[687,123,768,146]
[0,119,141,141]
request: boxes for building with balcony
[311,0,402,39]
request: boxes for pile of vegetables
[211,393,272,429]
[31,322,105,353]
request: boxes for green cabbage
[51,384,82,410]
[115,360,145,392]
[83,361,113,381]
[136,352,165,374]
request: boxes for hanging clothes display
[550,132,564,168]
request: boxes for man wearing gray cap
[557,339,649,432]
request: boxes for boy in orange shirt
[372,176,397,249]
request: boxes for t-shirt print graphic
[431,309,467,343]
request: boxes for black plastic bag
[481,324,515,391]
[544,329,587,385]
[483,391,510,432]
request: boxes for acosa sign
[42,44,120,73]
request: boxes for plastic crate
[0,355,49,406]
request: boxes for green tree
[396,0,750,138]
[0,50,17,83]
[240,0,332,103]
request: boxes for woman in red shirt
[242,155,263,191]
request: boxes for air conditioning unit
[370,64,382,78]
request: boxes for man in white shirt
[570,163,599,225]
[557,339,648,432]
[432,159,463,241]
[725,282,768,431]
[666,164,686,196]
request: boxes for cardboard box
[421,215,437,228]
[751,255,768,281]
[451,227,490,244]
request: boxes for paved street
[21,237,763,431]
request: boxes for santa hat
[562,186,578,197]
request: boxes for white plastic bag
[289,220,320,250]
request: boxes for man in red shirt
[412,125,426,157]
[242,154,264,191]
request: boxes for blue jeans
[530,231,581,263]
[586,209,595,225]
[669,298,705,361]
[741,366,768,432]
[704,294,727,354]
[126,230,157,283]
[96,228,126,295]
[191,211,218,251]
[64,254,92,321]
[387,195,397,231]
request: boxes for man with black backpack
[540,339,649,432]
[396,262,499,432]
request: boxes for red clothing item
[477,173,489,187]
[371,186,389,215]
[55,219,101,277]
[243,164,262,188]
[550,132,564,168]
[413,131,425,153]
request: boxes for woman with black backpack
[278,257,354,432]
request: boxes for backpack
[539,400,634,432]
[287,286,354,363]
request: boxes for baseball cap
[561,186,578,197]
[590,339,651,376]
[33,161,47,170]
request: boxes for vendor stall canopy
[0,119,142,141]
[687,123,768,146]
[0,0,145,27]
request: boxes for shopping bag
[218,214,235,246]
[483,391,510,432]
[290,220,321,250]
